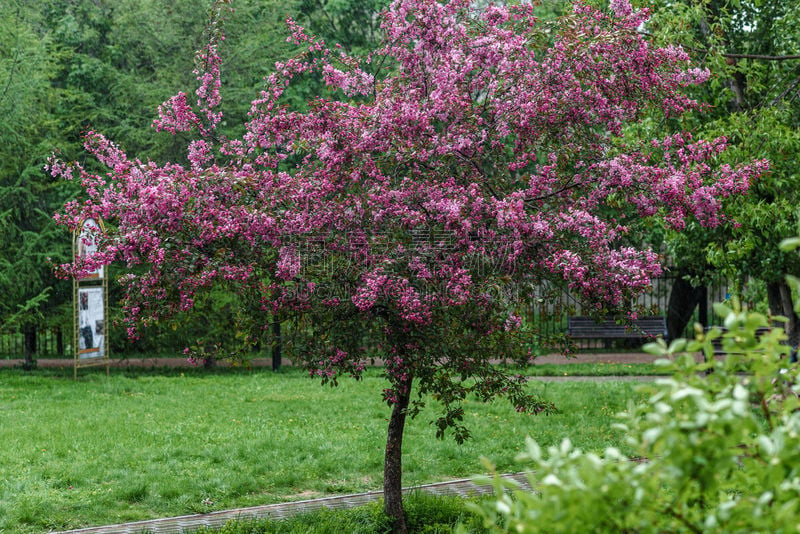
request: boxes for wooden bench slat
[567,316,667,341]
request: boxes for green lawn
[197,493,486,534]
[0,367,647,532]
[523,362,662,376]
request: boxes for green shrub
[469,303,800,533]
[199,493,485,533]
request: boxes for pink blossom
[153,92,198,133]
[609,0,632,17]
[276,246,301,280]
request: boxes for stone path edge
[53,473,531,534]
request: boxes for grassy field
[196,492,486,534]
[0,367,648,533]
[522,362,662,376]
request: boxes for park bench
[567,316,668,346]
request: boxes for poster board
[73,219,110,377]
[76,218,104,280]
[77,287,105,358]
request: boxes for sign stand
[73,218,110,378]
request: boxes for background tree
[0,0,316,360]
[296,0,387,52]
[636,0,800,342]
[0,1,66,368]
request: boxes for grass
[197,492,486,533]
[0,366,648,533]
[523,362,663,376]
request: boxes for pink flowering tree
[52,0,766,531]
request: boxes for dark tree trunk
[767,280,800,348]
[384,379,412,534]
[56,326,64,357]
[698,290,709,331]
[22,325,37,370]
[272,318,281,371]
[667,274,707,341]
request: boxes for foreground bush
[472,304,800,533]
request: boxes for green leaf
[779,237,800,252]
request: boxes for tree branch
[668,508,703,534]
[724,53,800,61]
[637,30,800,62]
[315,0,340,38]
[769,74,800,107]
[0,4,23,110]
[524,182,581,204]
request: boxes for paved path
[55,473,531,534]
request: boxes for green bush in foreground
[471,304,800,533]
[199,493,485,533]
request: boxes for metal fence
[523,274,731,350]
[0,275,733,359]
[0,328,67,359]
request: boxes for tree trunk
[384,379,412,534]
[767,280,800,348]
[272,318,281,371]
[22,325,37,370]
[56,326,64,357]
[667,274,707,341]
